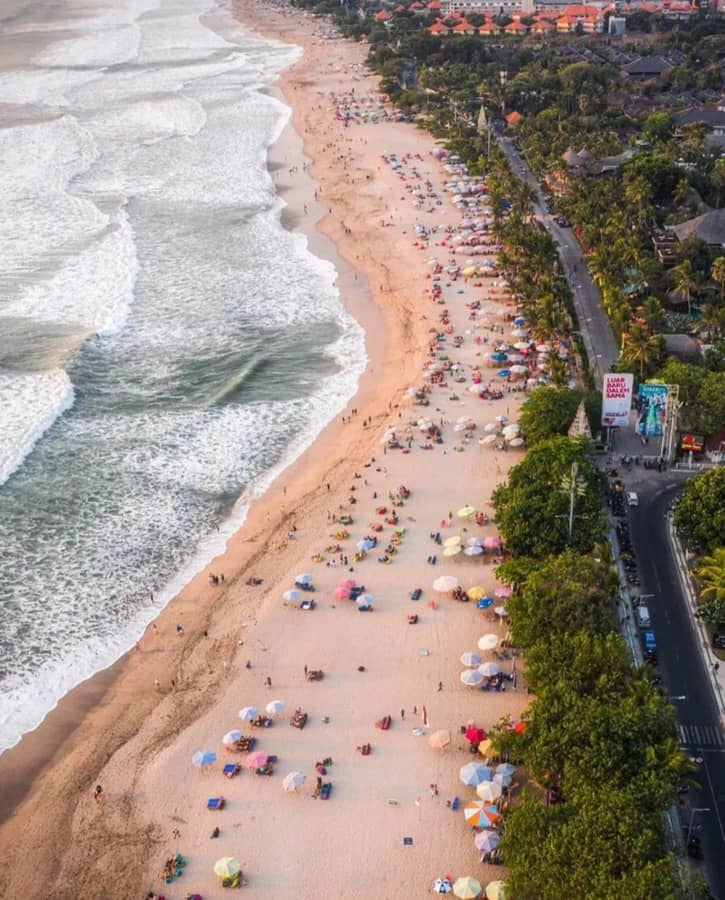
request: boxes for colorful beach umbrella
[459,762,492,786]
[467,586,486,601]
[295,573,313,586]
[478,739,494,757]
[460,651,483,667]
[464,801,501,828]
[214,857,240,879]
[460,669,484,686]
[243,751,269,769]
[453,876,482,899]
[282,771,306,792]
[192,749,217,768]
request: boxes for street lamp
[686,807,709,845]
[560,461,587,545]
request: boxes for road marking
[679,724,725,746]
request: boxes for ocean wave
[0,370,75,487]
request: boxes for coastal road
[496,135,619,388]
[628,481,725,898]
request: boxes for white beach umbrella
[479,662,501,677]
[459,762,492,786]
[474,830,501,852]
[433,575,459,592]
[463,545,484,556]
[466,536,485,547]
[476,780,503,803]
[484,422,500,433]
[265,699,286,716]
[494,606,508,618]
[460,651,483,667]
[283,589,300,602]
[494,772,512,789]
[282,771,306,792]
[486,880,508,900]
[502,424,520,436]
[443,545,462,557]
[496,763,517,779]
[478,633,499,651]
[295,573,313,586]
[356,593,375,608]
[508,437,525,447]
[238,706,258,722]
[222,730,242,745]
[480,434,498,446]
[460,669,484,687]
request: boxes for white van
[637,605,651,628]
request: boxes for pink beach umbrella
[243,751,269,769]
[494,585,512,599]
[334,579,357,599]
[483,536,501,550]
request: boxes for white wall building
[440,0,535,14]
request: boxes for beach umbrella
[464,801,501,828]
[192,749,217,768]
[265,699,286,716]
[459,762,492,786]
[467,586,486,601]
[282,589,300,602]
[513,316,525,326]
[433,878,454,894]
[475,830,501,852]
[460,651,483,667]
[465,725,487,744]
[510,364,528,375]
[282,771,306,792]
[460,669,484,687]
[464,545,483,557]
[480,435,498,446]
[483,422,500,433]
[476,596,494,609]
[433,575,459,592]
[489,353,507,362]
[239,706,258,722]
[497,369,511,378]
[476,780,503,803]
[479,662,500,677]
[508,437,525,447]
[483,536,501,550]
[443,535,462,548]
[295,573,313,586]
[494,772,512,788]
[494,606,508,618]
[443,545,462,557]
[356,593,375,608]
[495,415,508,423]
[496,763,517,779]
[453,423,468,433]
[502,424,520,437]
[494,585,512,598]
[513,341,530,350]
[428,729,452,751]
[357,539,375,552]
[243,751,269,769]
[478,633,498,651]
[486,881,508,900]
[511,328,528,338]
[222,730,242,745]
[478,739,494,757]
[453,876,482,899]
[214,857,241,879]
[457,505,476,519]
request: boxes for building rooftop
[673,208,725,247]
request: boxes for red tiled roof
[375,9,393,19]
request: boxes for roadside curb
[667,513,725,721]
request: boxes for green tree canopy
[518,387,582,445]
[673,468,725,553]
[492,437,606,558]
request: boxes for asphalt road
[496,136,619,388]
[628,481,725,898]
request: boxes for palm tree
[712,256,725,303]
[698,549,725,605]
[620,324,661,377]
[641,296,664,333]
[670,259,697,316]
[700,303,721,342]
[712,159,725,209]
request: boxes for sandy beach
[0,4,531,897]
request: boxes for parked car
[626,491,639,507]
[637,605,651,628]
[643,631,656,653]
[555,217,570,227]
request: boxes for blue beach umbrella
[513,317,525,326]
[459,762,493,787]
[497,369,511,378]
[489,353,507,362]
[476,596,494,609]
[192,749,217,768]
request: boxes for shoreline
[0,3,431,894]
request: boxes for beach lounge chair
[375,715,392,730]
[410,588,422,601]
[207,797,225,810]
[357,743,372,755]
[222,763,241,778]
[299,598,316,610]
[320,782,332,800]
[407,614,418,624]
[255,765,274,776]
[290,710,308,729]
[306,669,324,681]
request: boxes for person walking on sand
[94,785,103,805]
[400,708,405,720]
[438,681,443,692]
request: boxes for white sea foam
[0,370,74,487]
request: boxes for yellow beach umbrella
[477,738,493,757]
[443,535,462,548]
[467,586,486,601]
[443,545,462,557]
[457,505,476,519]
[214,858,240,879]
[486,881,508,900]
[453,875,482,899]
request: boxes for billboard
[601,373,633,427]
[635,384,669,437]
